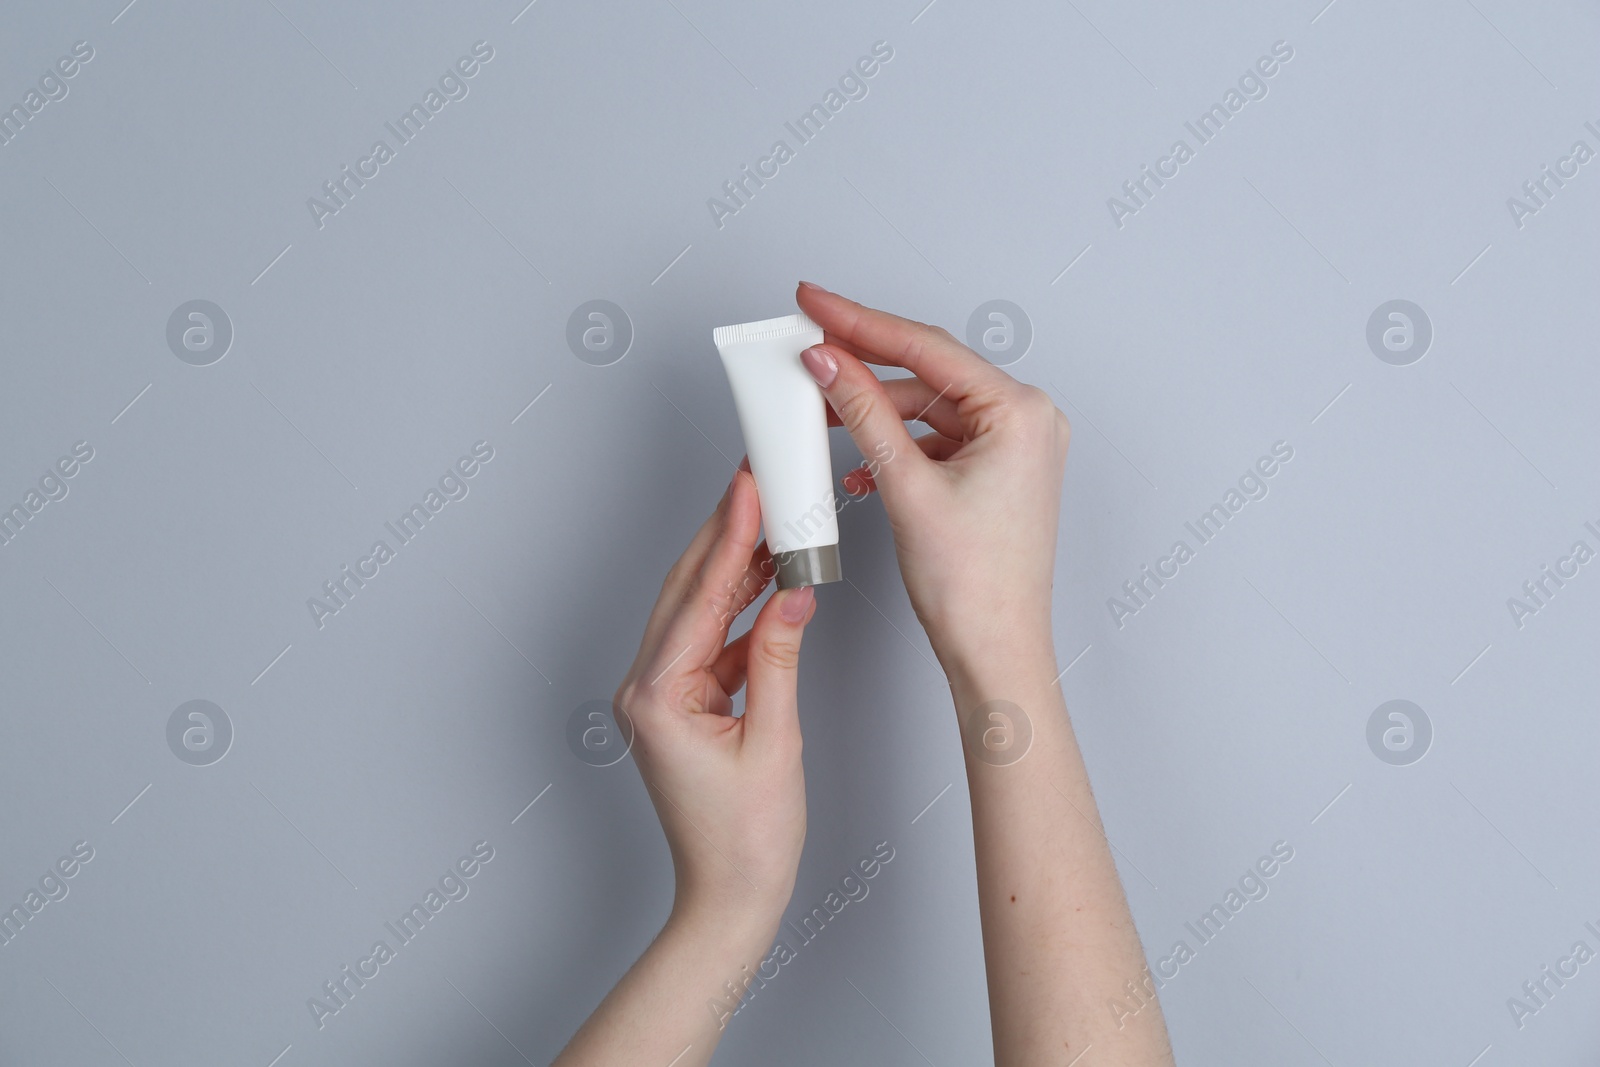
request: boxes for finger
[841,466,876,497]
[710,630,751,698]
[824,374,964,440]
[739,584,816,749]
[798,282,1011,405]
[841,431,962,496]
[645,480,771,676]
[718,539,776,629]
[650,467,764,681]
[637,469,740,656]
[799,342,925,498]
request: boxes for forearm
[944,633,1175,1066]
[553,909,773,1067]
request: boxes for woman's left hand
[615,464,818,943]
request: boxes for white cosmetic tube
[713,312,842,588]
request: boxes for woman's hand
[795,281,1070,674]
[793,284,1174,1066]
[554,468,818,1067]
[614,463,818,943]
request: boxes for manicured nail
[798,280,828,293]
[800,345,838,388]
[779,585,814,622]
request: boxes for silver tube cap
[774,544,842,589]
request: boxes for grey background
[1,0,1596,1064]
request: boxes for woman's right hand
[793,282,1071,674]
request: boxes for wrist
[937,630,1059,706]
[666,897,782,962]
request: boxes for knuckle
[755,637,802,672]
[657,563,680,601]
[1019,383,1055,414]
[986,385,1067,450]
[834,388,879,436]
[678,566,712,611]
[659,554,696,602]
[1002,384,1055,424]
[905,328,945,366]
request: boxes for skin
[552,464,816,1067]
[553,285,1175,1066]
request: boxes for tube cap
[774,544,842,589]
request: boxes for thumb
[739,585,817,747]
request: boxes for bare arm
[948,644,1174,1064]
[797,282,1175,1065]
[553,911,774,1067]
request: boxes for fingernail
[800,345,838,388]
[798,280,828,293]
[779,585,814,622]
